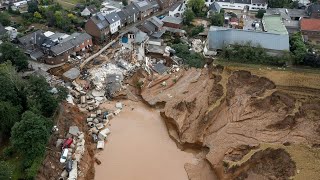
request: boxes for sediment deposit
[141,66,320,179]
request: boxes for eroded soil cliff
[141,66,320,179]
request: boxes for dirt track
[140,65,320,179]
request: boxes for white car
[60,148,69,163]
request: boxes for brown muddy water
[95,101,196,180]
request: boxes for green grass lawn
[55,0,85,9]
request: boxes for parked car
[66,159,73,172]
[60,148,69,163]
[62,138,73,149]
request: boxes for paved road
[80,7,171,69]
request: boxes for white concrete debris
[89,60,136,91]
[92,90,105,97]
[66,95,75,105]
[67,161,78,180]
[192,39,204,53]
[97,141,105,149]
[98,128,111,140]
[115,102,123,109]
[114,109,121,115]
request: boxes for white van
[60,148,69,163]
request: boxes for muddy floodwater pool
[94,101,195,180]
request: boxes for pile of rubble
[191,39,204,53]
[86,102,123,150]
[57,126,85,180]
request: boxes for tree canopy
[11,111,50,161]
[183,9,195,25]
[0,161,12,180]
[0,12,10,26]
[172,43,205,68]
[210,12,224,26]
[27,75,58,117]
[255,9,266,18]
[0,43,29,71]
[187,0,205,15]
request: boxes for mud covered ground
[37,103,96,180]
[140,65,320,180]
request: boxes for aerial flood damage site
[1,0,320,179]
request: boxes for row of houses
[84,0,180,43]
[17,30,92,64]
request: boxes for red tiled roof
[300,18,320,31]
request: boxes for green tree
[0,101,21,137]
[191,25,204,36]
[172,43,205,68]
[187,0,205,15]
[0,12,10,26]
[34,11,43,19]
[54,11,71,30]
[255,9,266,18]
[10,111,50,162]
[0,42,29,71]
[210,12,224,26]
[290,32,307,64]
[27,75,58,117]
[268,0,291,8]
[28,1,39,14]
[0,62,25,106]
[57,86,68,102]
[122,0,128,6]
[0,161,12,179]
[183,8,195,25]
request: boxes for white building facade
[203,0,268,11]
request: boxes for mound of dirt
[140,66,320,179]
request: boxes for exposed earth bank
[140,66,320,179]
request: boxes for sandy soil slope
[141,66,320,179]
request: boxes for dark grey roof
[149,0,159,9]
[117,10,128,21]
[86,5,98,14]
[139,21,156,33]
[216,0,250,4]
[30,49,44,60]
[162,16,183,24]
[149,16,163,28]
[0,23,7,35]
[133,0,153,12]
[124,3,140,15]
[209,2,221,12]
[169,2,181,11]
[251,0,267,4]
[18,30,47,48]
[152,63,168,74]
[91,13,110,30]
[50,33,91,55]
[151,29,165,38]
[134,30,148,43]
[105,74,122,97]
[307,3,320,14]
[104,12,121,24]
